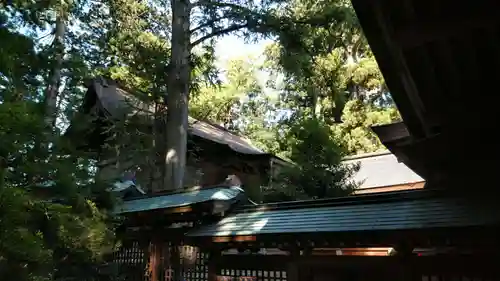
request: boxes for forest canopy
[0,0,399,279]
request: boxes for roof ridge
[234,189,449,213]
[192,119,249,140]
[90,77,224,130]
[86,77,270,156]
[123,185,237,201]
[342,150,393,161]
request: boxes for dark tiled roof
[186,190,500,237]
[344,151,424,189]
[115,186,244,214]
[84,77,267,155]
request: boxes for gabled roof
[186,189,500,238]
[74,77,269,156]
[189,119,265,155]
[355,0,500,136]
[344,151,424,189]
[114,186,245,214]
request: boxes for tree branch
[190,1,346,48]
[190,23,249,48]
[192,0,245,9]
[189,15,231,34]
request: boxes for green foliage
[189,0,404,202]
[332,100,400,154]
[190,57,283,155]
[78,0,172,99]
[0,7,116,280]
[190,57,263,127]
[0,188,52,281]
[0,98,116,281]
[262,0,401,155]
[0,25,43,102]
[0,187,114,280]
[1,0,406,277]
[264,117,359,201]
[190,56,371,202]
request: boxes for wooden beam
[148,239,161,281]
[370,2,432,136]
[170,245,182,281]
[189,225,500,252]
[216,255,290,270]
[371,122,411,143]
[395,17,497,48]
[287,247,300,281]
[350,0,432,138]
[208,250,221,281]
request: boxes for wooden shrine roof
[186,189,500,238]
[344,151,424,190]
[351,0,500,139]
[66,77,276,157]
[351,0,500,188]
[114,185,246,214]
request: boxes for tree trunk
[152,101,167,193]
[311,82,322,120]
[43,14,66,128]
[314,93,322,119]
[310,57,321,120]
[162,0,192,192]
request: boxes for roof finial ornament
[223,174,242,187]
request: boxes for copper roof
[114,186,245,214]
[344,151,424,189]
[186,189,500,237]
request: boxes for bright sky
[19,21,274,91]
[215,35,272,63]
[215,35,277,96]
[215,34,289,120]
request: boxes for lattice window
[112,241,148,281]
[218,269,287,281]
[113,241,146,265]
[158,245,209,281]
[110,243,291,281]
[182,250,209,281]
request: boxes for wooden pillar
[395,244,417,281]
[287,247,300,281]
[208,250,221,281]
[148,238,162,281]
[287,261,299,281]
[138,238,153,281]
[171,245,182,281]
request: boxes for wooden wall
[97,150,267,200]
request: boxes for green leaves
[0,188,53,280]
[261,0,402,155]
[268,117,359,201]
[331,100,401,154]
[190,56,264,129]
[0,98,116,280]
[0,6,116,278]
